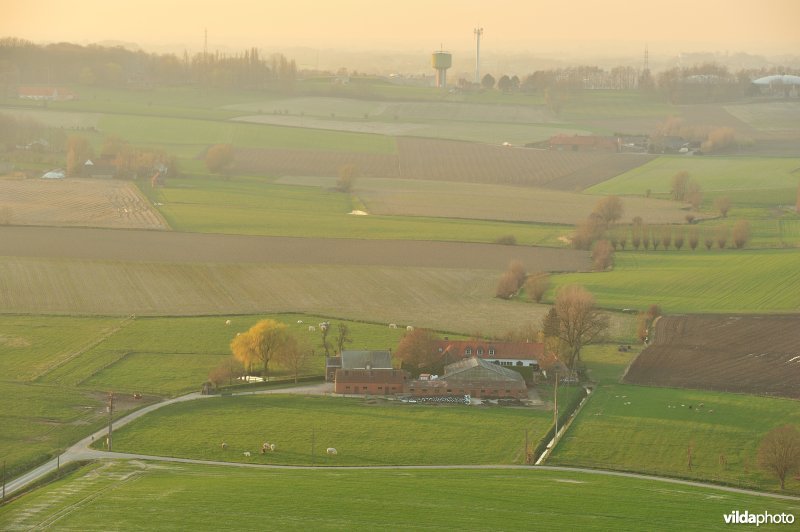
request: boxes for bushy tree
[591,239,614,270]
[481,73,496,90]
[714,196,732,217]
[546,285,610,370]
[230,319,290,381]
[205,144,234,175]
[671,171,690,201]
[336,163,357,193]
[593,195,624,224]
[732,219,751,249]
[758,425,800,490]
[524,272,550,303]
[395,328,441,375]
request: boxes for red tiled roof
[434,340,544,360]
[334,368,408,384]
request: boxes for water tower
[431,50,452,88]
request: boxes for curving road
[6,382,798,503]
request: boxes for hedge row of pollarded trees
[607,220,751,251]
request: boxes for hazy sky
[4,0,799,55]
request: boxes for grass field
[0,313,405,479]
[276,176,689,226]
[549,383,800,494]
[2,460,797,531]
[587,156,800,204]
[99,394,553,466]
[550,249,800,314]
[147,175,570,244]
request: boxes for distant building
[548,135,619,152]
[432,339,565,373]
[17,86,77,101]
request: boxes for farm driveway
[0,226,589,271]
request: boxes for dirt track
[0,226,590,271]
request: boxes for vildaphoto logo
[723,510,795,526]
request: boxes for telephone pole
[553,372,559,444]
[106,392,114,451]
[474,27,484,84]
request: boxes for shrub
[494,234,517,246]
[496,271,519,299]
[524,273,549,303]
[591,240,614,270]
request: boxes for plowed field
[233,137,653,190]
[0,178,167,230]
[624,314,800,398]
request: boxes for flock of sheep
[220,441,338,457]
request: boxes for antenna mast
[474,27,483,84]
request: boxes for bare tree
[671,170,690,201]
[593,195,624,224]
[660,226,673,250]
[395,328,441,375]
[689,227,700,250]
[335,323,353,354]
[591,239,614,270]
[205,144,234,175]
[687,181,704,211]
[336,163,357,193]
[548,285,610,371]
[208,356,245,388]
[275,335,312,383]
[524,272,550,303]
[758,425,800,490]
[716,225,729,249]
[714,196,732,218]
[674,229,684,251]
[732,219,751,249]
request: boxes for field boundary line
[31,315,137,382]
[129,181,172,230]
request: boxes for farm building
[433,339,564,373]
[548,135,619,152]
[82,158,117,179]
[17,86,76,101]
[333,368,410,395]
[408,357,528,399]
[326,350,393,381]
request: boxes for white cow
[326,447,338,456]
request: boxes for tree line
[0,37,296,91]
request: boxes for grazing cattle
[225,319,232,326]
[388,323,397,329]
[221,442,227,450]
[326,447,337,455]
[243,451,251,457]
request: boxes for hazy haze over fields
[4,0,799,73]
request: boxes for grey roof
[341,350,392,369]
[444,357,524,383]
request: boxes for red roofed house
[17,86,77,101]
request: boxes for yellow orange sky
[3,0,799,54]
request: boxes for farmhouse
[548,134,619,152]
[433,339,564,373]
[17,86,77,101]
[408,357,528,399]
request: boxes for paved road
[6,382,799,503]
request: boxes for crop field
[549,383,800,493]
[280,176,691,225]
[0,178,167,230]
[624,314,800,398]
[550,250,800,314]
[587,155,800,203]
[725,101,800,131]
[102,394,552,466]
[5,462,798,531]
[232,137,655,189]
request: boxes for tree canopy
[544,285,609,371]
[230,319,291,381]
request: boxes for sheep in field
[388,323,397,329]
[225,319,232,326]
[221,442,227,450]
[243,451,251,457]
[326,447,338,455]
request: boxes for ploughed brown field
[233,137,654,190]
[0,178,167,230]
[624,314,800,399]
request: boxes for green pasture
[588,156,800,203]
[0,313,404,477]
[559,90,673,122]
[102,394,551,466]
[148,175,568,244]
[550,383,800,494]
[3,461,797,531]
[550,249,800,314]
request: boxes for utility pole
[2,460,6,502]
[474,27,483,84]
[107,392,114,451]
[311,428,315,465]
[525,429,529,465]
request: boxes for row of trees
[606,220,751,251]
[0,38,297,91]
